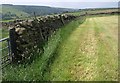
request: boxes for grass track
[44,16,118,81]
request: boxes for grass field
[43,15,118,81]
[0,27,10,61]
[0,28,9,38]
[66,9,118,16]
[2,15,118,81]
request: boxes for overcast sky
[1,0,119,9]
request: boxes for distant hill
[1,4,77,20]
[65,7,118,16]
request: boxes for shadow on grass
[41,17,86,80]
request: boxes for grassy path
[44,16,118,81]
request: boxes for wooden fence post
[9,28,18,63]
[59,15,65,25]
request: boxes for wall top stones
[9,14,77,62]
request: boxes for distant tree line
[2,12,18,20]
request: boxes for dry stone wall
[10,14,77,62]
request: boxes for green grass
[1,5,30,18]
[1,28,9,38]
[0,28,9,57]
[65,8,118,16]
[0,19,15,22]
[43,15,118,81]
[2,17,85,81]
[93,16,118,80]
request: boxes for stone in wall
[10,14,77,62]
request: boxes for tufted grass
[2,16,86,81]
[0,28,9,57]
